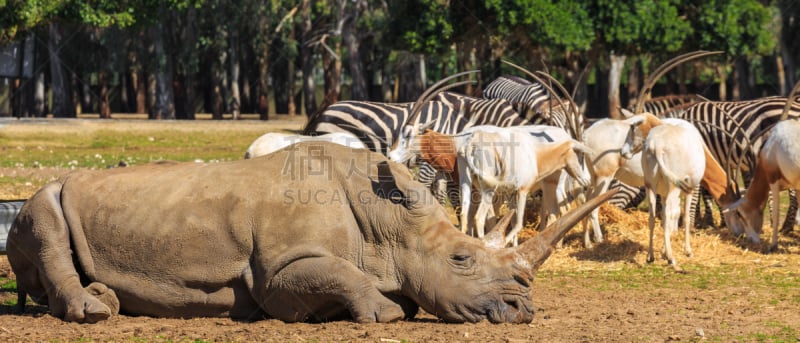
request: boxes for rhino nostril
[514,274,531,288]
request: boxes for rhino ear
[375,160,423,207]
[483,210,515,249]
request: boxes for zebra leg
[446,179,461,221]
[689,187,701,230]
[701,189,716,229]
[780,189,797,234]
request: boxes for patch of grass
[0,120,286,198]
[0,278,16,292]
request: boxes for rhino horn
[515,188,619,272]
[482,210,515,248]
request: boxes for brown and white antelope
[729,119,800,251]
[458,125,592,246]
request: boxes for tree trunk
[0,80,9,116]
[608,53,626,119]
[287,31,296,116]
[99,72,111,118]
[397,54,423,102]
[80,75,91,113]
[149,14,176,120]
[775,53,786,96]
[257,46,270,120]
[272,39,290,115]
[71,73,81,116]
[718,65,727,101]
[132,69,147,113]
[321,40,341,103]
[120,72,129,113]
[49,23,75,118]
[626,57,640,110]
[300,0,317,116]
[211,60,225,120]
[780,39,795,95]
[732,61,742,101]
[228,33,241,120]
[146,73,156,115]
[33,70,45,116]
[343,13,367,100]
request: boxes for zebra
[482,75,551,122]
[638,94,707,118]
[303,90,529,206]
[674,96,800,233]
[482,75,584,140]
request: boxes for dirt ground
[2,216,799,342]
[0,118,799,342]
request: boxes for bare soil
[0,118,798,342]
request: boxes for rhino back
[55,145,381,318]
[49,143,432,317]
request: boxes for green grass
[1,277,17,306]
[0,129,252,169]
[0,120,284,198]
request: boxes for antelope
[389,124,592,246]
[729,120,800,251]
[244,132,367,159]
[642,118,710,270]
[578,114,650,248]
[458,125,592,246]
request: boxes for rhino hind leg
[260,256,404,323]
[7,182,114,323]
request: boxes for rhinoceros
[7,142,614,324]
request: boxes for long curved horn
[779,79,800,121]
[405,70,480,128]
[482,209,516,248]
[634,51,723,113]
[501,59,583,140]
[535,71,583,140]
[515,188,619,272]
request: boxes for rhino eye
[449,254,474,268]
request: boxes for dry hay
[510,203,800,273]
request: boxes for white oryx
[244,132,367,159]
[641,118,707,270]
[729,119,800,251]
[578,114,656,248]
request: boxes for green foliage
[687,0,776,57]
[0,0,60,42]
[484,0,594,50]
[590,0,691,54]
[388,0,453,54]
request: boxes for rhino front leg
[260,256,404,323]
[7,183,114,323]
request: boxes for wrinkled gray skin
[8,142,614,324]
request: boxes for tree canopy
[0,0,790,119]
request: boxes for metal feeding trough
[0,200,25,253]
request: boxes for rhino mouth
[446,295,534,324]
[486,296,534,324]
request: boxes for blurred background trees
[0,0,793,119]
